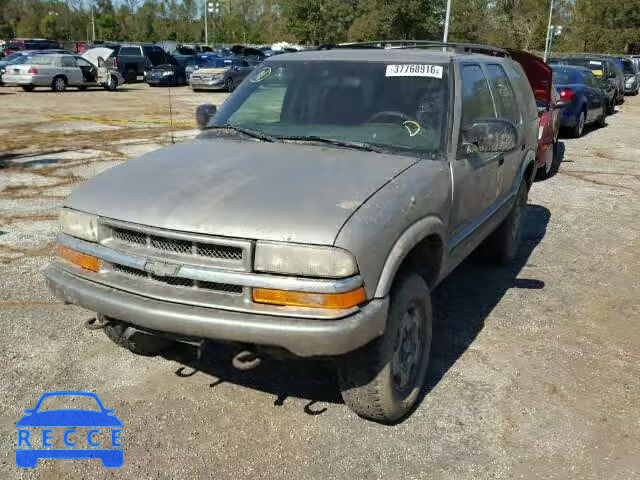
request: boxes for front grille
[113,264,243,295]
[110,227,243,262]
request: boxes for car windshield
[210,60,450,155]
[552,68,581,84]
[204,58,234,68]
[622,60,636,74]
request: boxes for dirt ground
[0,83,638,479]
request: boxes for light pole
[443,0,453,43]
[204,1,208,45]
[543,0,554,62]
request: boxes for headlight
[59,208,98,242]
[254,242,358,278]
[161,71,173,77]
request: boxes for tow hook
[84,315,111,330]
[231,350,262,370]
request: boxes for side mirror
[462,118,518,153]
[97,56,104,67]
[554,100,569,109]
[195,103,217,129]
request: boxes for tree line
[1,0,639,54]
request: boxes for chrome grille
[150,236,191,255]
[108,226,244,263]
[113,264,243,295]
[113,228,146,246]
[196,243,242,260]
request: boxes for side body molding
[374,216,445,298]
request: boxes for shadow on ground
[165,204,551,417]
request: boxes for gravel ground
[0,84,638,479]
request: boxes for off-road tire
[102,317,174,356]
[51,75,67,92]
[480,179,528,264]
[337,273,432,424]
[21,85,35,92]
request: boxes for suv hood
[65,139,419,245]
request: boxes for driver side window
[461,64,496,128]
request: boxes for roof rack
[318,40,510,58]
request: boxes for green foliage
[0,0,638,54]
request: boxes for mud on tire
[337,273,432,424]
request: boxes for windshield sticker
[251,67,272,83]
[589,60,602,65]
[385,64,443,78]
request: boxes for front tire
[104,75,118,91]
[225,77,234,92]
[572,110,586,138]
[337,273,432,424]
[51,76,67,92]
[480,179,528,264]
[102,317,174,356]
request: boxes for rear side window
[60,56,76,67]
[461,64,495,127]
[485,64,519,124]
[120,47,142,56]
[503,61,537,121]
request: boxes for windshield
[210,60,449,155]
[2,52,23,63]
[204,58,234,68]
[622,59,636,74]
[552,68,581,85]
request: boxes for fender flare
[373,216,445,298]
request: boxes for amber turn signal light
[252,287,366,309]
[57,245,100,272]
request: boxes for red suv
[509,49,565,180]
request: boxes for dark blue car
[551,65,607,137]
[15,391,123,468]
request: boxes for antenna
[168,80,176,145]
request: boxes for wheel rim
[577,113,585,136]
[226,79,234,91]
[55,78,65,90]
[391,302,423,392]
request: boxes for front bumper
[145,76,176,86]
[189,78,225,90]
[45,264,388,357]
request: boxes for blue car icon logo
[15,391,123,468]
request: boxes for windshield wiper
[277,135,386,153]
[214,124,279,143]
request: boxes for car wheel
[225,77,234,92]
[104,74,118,91]
[102,317,174,356]
[572,110,586,138]
[337,272,432,424]
[51,75,67,92]
[597,105,607,128]
[21,85,35,92]
[176,74,186,86]
[480,179,528,264]
[535,140,556,181]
